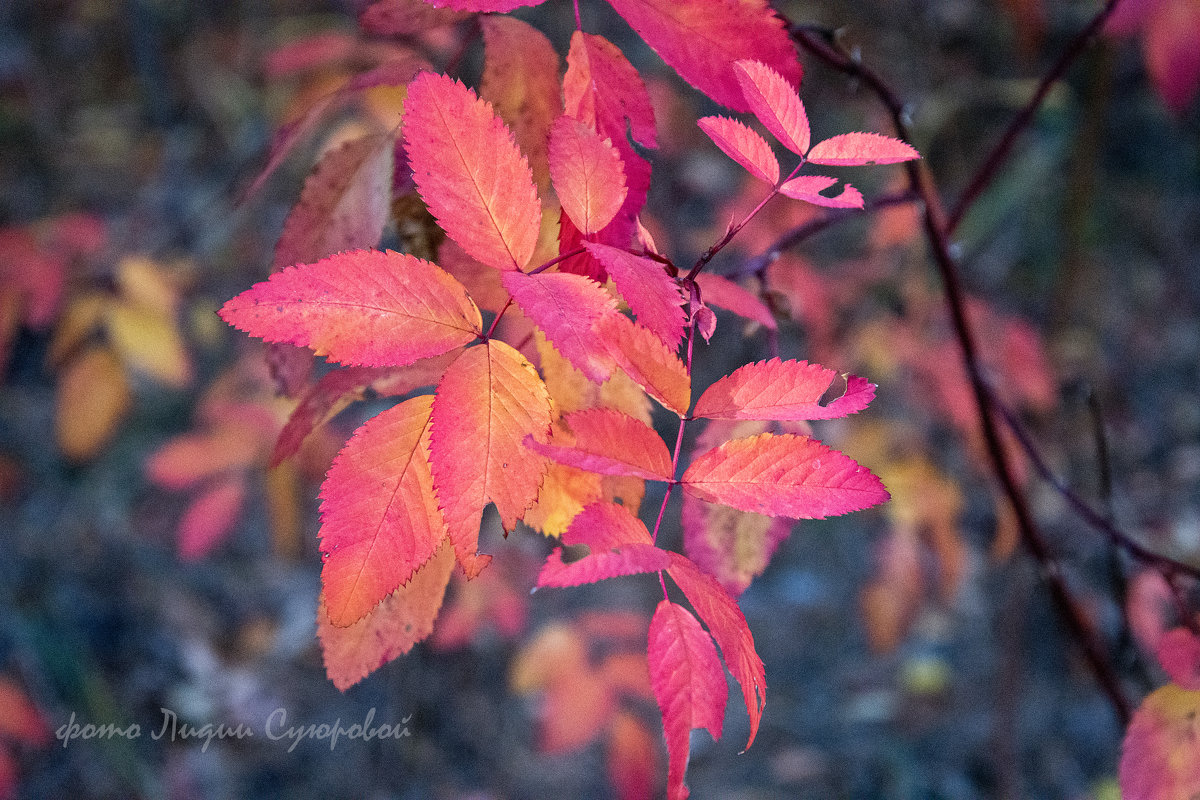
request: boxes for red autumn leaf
[0,679,50,747]
[778,175,864,209]
[404,71,541,271]
[694,358,876,421]
[430,341,553,576]
[318,541,455,690]
[219,249,482,368]
[563,500,655,550]
[549,116,629,235]
[607,710,660,800]
[806,132,920,166]
[526,408,674,482]
[360,0,470,36]
[1157,627,1200,690]
[500,270,618,383]
[178,475,247,560]
[1120,683,1200,800]
[423,0,545,10]
[263,30,357,79]
[537,543,670,588]
[682,432,890,518]
[697,116,780,185]
[647,600,728,800]
[733,59,810,155]
[694,273,777,331]
[564,32,658,151]
[603,0,800,111]
[272,133,394,271]
[666,552,764,748]
[319,395,449,627]
[583,242,687,350]
[480,16,563,195]
[599,314,691,417]
[562,32,656,258]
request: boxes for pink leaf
[563,500,655,550]
[666,552,764,748]
[583,242,687,349]
[549,117,629,235]
[1157,627,1200,690]
[537,543,670,588]
[648,600,728,800]
[603,0,799,111]
[778,175,864,209]
[404,72,542,271]
[219,250,482,368]
[682,432,890,518]
[733,59,810,155]
[501,270,618,383]
[694,273,777,330]
[682,492,791,596]
[1120,684,1200,800]
[178,476,246,560]
[525,407,674,482]
[806,132,920,166]
[697,116,780,184]
[693,358,875,421]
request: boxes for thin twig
[791,14,1134,724]
[989,391,1200,582]
[732,190,919,280]
[945,0,1123,234]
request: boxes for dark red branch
[791,13,1134,724]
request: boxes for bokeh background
[1,0,1198,797]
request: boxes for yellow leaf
[105,301,192,388]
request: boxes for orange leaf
[697,116,779,184]
[648,600,727,800]
[318,541,455,690]
[682,433,889,518]
[693,358,875,421]
[606,710,659,800]
[549,116,629,235]
[430,341,553,575]
[55,346,131,463]
[733,59,810,155]
[147,424,264,489]
[404,71,541,271]
[319,394,449,627]
[599,314,691,416]
[480,16,562,195]
[603,0,799,111]
[219,249,482,368]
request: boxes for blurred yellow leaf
[105,302,192,388]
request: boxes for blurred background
[0,0,1197,797]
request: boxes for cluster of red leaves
[218,0,930,793]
